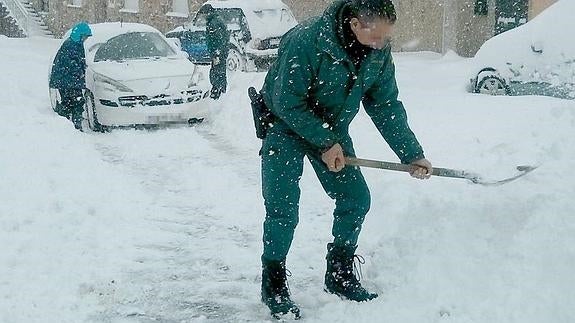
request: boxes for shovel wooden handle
[344,157,471,180]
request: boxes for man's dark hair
[349,0,397,23]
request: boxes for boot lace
[352,254,366,282]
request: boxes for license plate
[147,114,184,123]
[270,38,280,46]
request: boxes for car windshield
[94,32,176,62]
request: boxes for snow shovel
[345,157,538,186]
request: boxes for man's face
[350,17,394,50]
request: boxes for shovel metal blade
[470,165,539,186]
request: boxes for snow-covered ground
[1,36,574,323]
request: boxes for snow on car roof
[200,0,297,39]
[83,22,163,49]
[474,0,575,75]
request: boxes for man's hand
[409,158,433,180]
[322,143,345,172]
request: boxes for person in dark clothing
[257,0,433,319]
[49,21,92,130]
[204,5,230,100]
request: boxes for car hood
[90,58,195,81]
[89,58,198,94]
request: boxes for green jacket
[261,0,424,164]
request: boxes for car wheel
[84,91,107,132]
[476,75,509,96]
[226,48,245,72]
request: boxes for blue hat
[70,22,92,42]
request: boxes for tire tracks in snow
[85,125,269,322]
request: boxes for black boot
[324,243,378,302]
[261,259,301,320]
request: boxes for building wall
[452,0,496,57]
[46,0,204,37]
[39,0,558,56]
[285,0,553,57]
[1,2,25,37]
[529,0,556,19]
[283,0,331,21]
[282,0,490,57]
[393,0,443,53]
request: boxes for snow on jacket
[49,38,86,90]
[261,0,424,164]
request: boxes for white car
[50,22,210,131]
[469,0,574,99]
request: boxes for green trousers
[209,56,227,95]
[261,129,371,261]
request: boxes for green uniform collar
[317,0,388,75]
[317,0,352,63]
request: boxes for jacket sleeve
[362,50,425,164]
[269,41,339,151]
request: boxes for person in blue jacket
[49,22,92,130]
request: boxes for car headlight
[94,73,133,93]
[251,38,263,50]
[188,71,204,88]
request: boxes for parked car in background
[167,0,297,72]
[49,23,210,131]
[165,26,211,65]
[469,0,574,100]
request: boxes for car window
[94,32,176,62]
[183,31,207,43]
